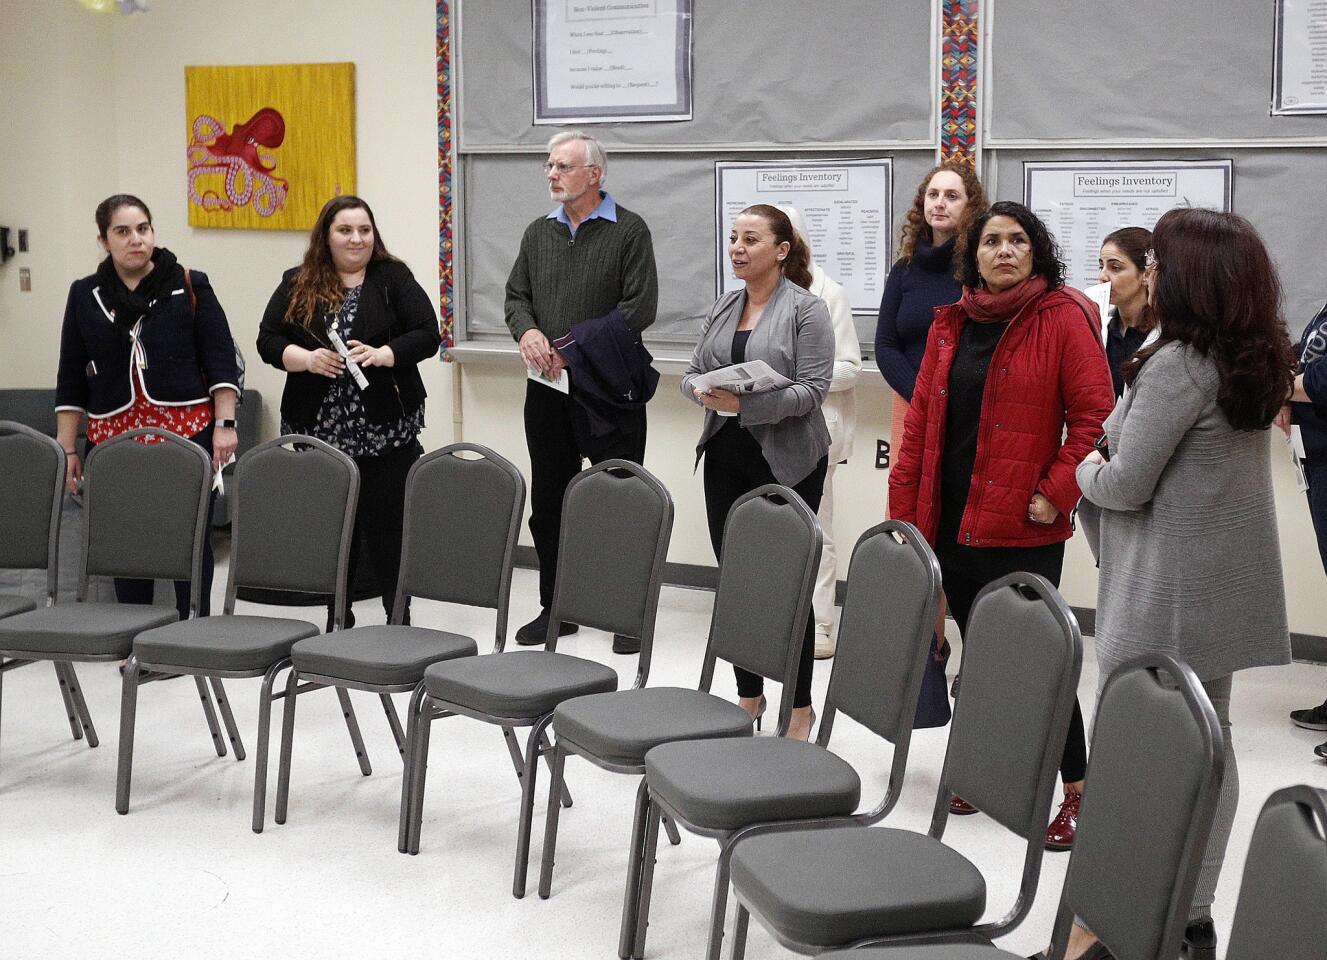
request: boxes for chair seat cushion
[0,602,178,658]
[424,651,619,719]
[816,946,1019,960]
[645,737,860,830]
[554,687,754,766]
[135,615,319,672]
[730,827,986,947]
[291,626,478,686]
[0,595,37,619]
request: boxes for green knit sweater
[504,203,658,342]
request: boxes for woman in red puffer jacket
[889,200,1113,851]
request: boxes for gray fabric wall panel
[989,1,1327,141]
[992,148,1326,334]
[464,150,940,350]
[458,0,934,148]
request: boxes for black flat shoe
[1181,919,1216,960]
[611,634,641,654]
[515,611,578,646]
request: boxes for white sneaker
[814,631,836,660]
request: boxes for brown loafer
[1044,790,1081,850]
[948,794,978,816]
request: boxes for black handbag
[912,633,952,729]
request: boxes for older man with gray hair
[505,130,659,651]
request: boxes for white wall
[3,0,1325,635]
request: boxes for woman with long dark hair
[257,195,440,627]
[889,200,1114,847]
[1077,207,1294,960]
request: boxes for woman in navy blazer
[55,193,241,619]
[257,195,440,628]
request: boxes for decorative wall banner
[437,1,455,349]
[532,0,693,124]
[1273,0,1327,115]
[940,0,978,165]
[1024,160,1234,290]
[715,159,893,315]
[185,63,356,231]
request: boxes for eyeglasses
[542,161,592,175]
[1144,248,1158,270]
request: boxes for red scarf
[959,274,1049,324]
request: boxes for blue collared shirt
[548,191,617,238]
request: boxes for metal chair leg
[537,743,568,899]
[381,692,406,759]
[61,663,98,747]
[210,677,245,760]
[114,655,140,814]
[706,841,736,960]
[618,779,652,959]
[631,798,662,960]
[251,659,286,834]
[539,730,574,808]
[398,683,427,853]
[405,695,436,855]
[274,668,300,825]
[54,662,83,741]
[729,903,750,960]
[662,812,681,846]
[336,686,372,776]
[513,715,553,899]
[194,675,227,757]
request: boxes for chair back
[0,422,65,599]
[1224,785,1327,960]
[547,460,673,675]
[825,521,940,743]
[1061,655,1224,960]
[397,443,525,644]
[81,429,211,611]
[225,435,358,622]
[935,573,1081,938]
[701,485,821,715]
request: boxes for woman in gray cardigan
[682,204,833,741]
[1073,208,1295,960]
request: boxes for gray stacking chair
[398,459,673,899]
[622,520,941,960]
[272,443,525,835]
[116,435,359,833]
[717,572,1082,959]
[1225,784,1327,960]
[0,428,211,770]
[535,485,824,936]
[0,421,97,747]
[810,653,1227,960]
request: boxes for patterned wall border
[437,0,455,350]
[940,0,978,165]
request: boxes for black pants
[524,380,647,612]
[336,439,422,628]
[933,529,1088,783]
[703,420,827,709]
[111,423,215,621]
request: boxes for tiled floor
[1,566,1324,960]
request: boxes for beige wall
[3,0,1325,634]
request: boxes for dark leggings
[934,531,1088,784]
[111,423,215,621]
[703,420,827,709]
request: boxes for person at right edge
[1283,301,1327,758]
[1075,208,1294,959]
[888,201,1113,852]
[506,131,658,653]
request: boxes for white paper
[326,327,370,390]
[1083,281,1111,324]
[715,159,892,315]
[527,364,570,394]
[1024,161,1233,292]
[689,360,792,395]
[1273,0,1327,115]
[1288,426,1310,492]
[533,0,693,124]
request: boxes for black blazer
[55,270,240,417]
[256,259,441,428]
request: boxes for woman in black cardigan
[257,195,440,627]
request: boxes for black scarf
[95,247,185,333]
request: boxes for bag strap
[183,269,197,312]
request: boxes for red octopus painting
[187,107,290,217]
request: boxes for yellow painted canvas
[185,62,356,231]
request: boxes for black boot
[1181,919,1216,960]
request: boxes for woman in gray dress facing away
[1073,207,1295,960]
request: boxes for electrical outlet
[17,230,28,252]
[19,268,31,292]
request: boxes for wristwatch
[216,418,238,429]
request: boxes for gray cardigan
[681,276,833,486]
[1076,342,1290,680]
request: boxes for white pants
[812,459,839,636]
